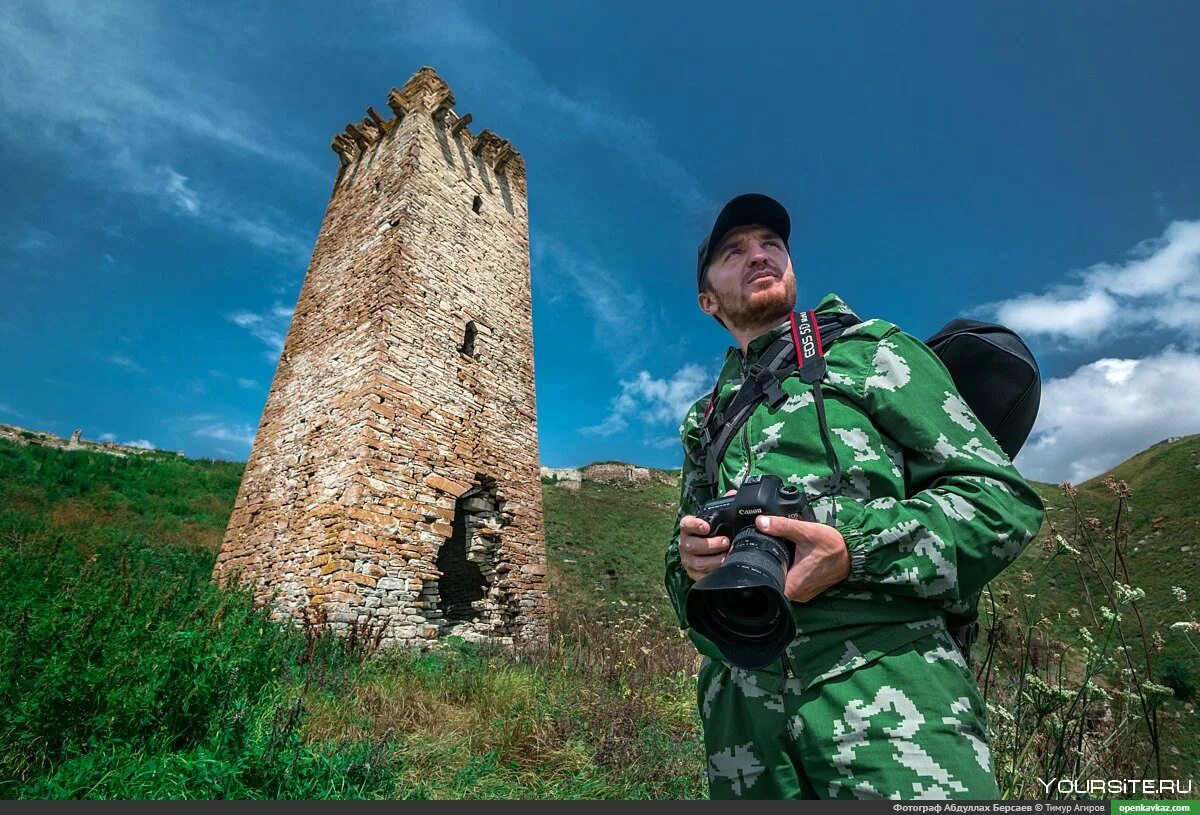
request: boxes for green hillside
[1,434,1196,798]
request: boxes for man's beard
[716,274,797,333]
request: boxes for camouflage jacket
[664,292,1046,691]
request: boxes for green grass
[987,434,1200,780]
[2,433,1197,798]
[0,439,704,799]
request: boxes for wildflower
[1170,621,1200,632]
[1099,606,1120,624]
[1020,571,1033,584]
[1055,534,1080,556]
[1153,631,1166,652]
[1172,586,1188,603]
[1078,628,1095,646]
[1114,582,1145,605]
[1068,607,1081,619]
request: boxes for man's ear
[698,290,720,319]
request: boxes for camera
[684,474,816,671]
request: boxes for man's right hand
[679,489,736,581]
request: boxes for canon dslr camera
[684,474,817,670]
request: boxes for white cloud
[0,402,24,419]
[123,439,155,450]
[985,219,1200,344]
[535,235,658,370]
[1014,348,1200,483]
[236,378,259,389]
[108,354,145,373]
[584,364,712,439]
[0,0,312,259]
[195,422,256,447]
[99,432,116,441]
[227,304,293,362]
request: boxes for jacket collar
[723,292,856,370]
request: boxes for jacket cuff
[829,495,871,583]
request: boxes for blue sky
[2,1,1199,483]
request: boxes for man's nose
[747,241,770,265]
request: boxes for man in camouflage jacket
[665,194,1045,800]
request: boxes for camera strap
[692,309,861,515]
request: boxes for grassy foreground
[0,440,703,799]
[2,434,1198,798]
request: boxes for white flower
[1172,586,1188,603]
[1114,582,1146,606]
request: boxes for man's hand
[679,489,736,582]
[755,514,850,602]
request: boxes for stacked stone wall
[215,67,548,647]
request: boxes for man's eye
[726,247,741,256]
[765,240,780,248]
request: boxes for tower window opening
[460,320,478,357]
[472,194,483,214]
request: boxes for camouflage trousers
[696,630,998,800]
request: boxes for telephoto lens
[684,475,816,671]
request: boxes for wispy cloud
[0,0,313,259]
[236,378,259,389]
[97,431,156,449]
[227,304,293,363]
[108,354,146,373]
[195,422,257,447]
[0,402,25,419]
[982,219,1200,345]
[583,364,711,440]
[1015,348,1200,483]
[536,234,659,370]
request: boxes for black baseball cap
[696,193,791,291]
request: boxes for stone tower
[215,67,548,647]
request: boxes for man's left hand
[754,514,850,602]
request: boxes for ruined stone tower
[215,67,548,647]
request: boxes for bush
[1159,658,1196,702]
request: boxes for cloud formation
[583,364,711,439]
[0,0,311,259]
[227,304,294,363]
[108,354,146,373]
[985,219,1200,344]
[1014,348,1200,483]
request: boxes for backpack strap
[690,309,860,511]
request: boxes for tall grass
[1,438,1193,798]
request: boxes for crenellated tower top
[330,66,524,180]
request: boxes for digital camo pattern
[697,629,999,800]
[665,292,1045,798]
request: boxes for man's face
[699,225,797,330]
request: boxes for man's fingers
[683,552,728,580]
[755,514,815,542]
[682,534,730,556]
[680,514,711,536]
